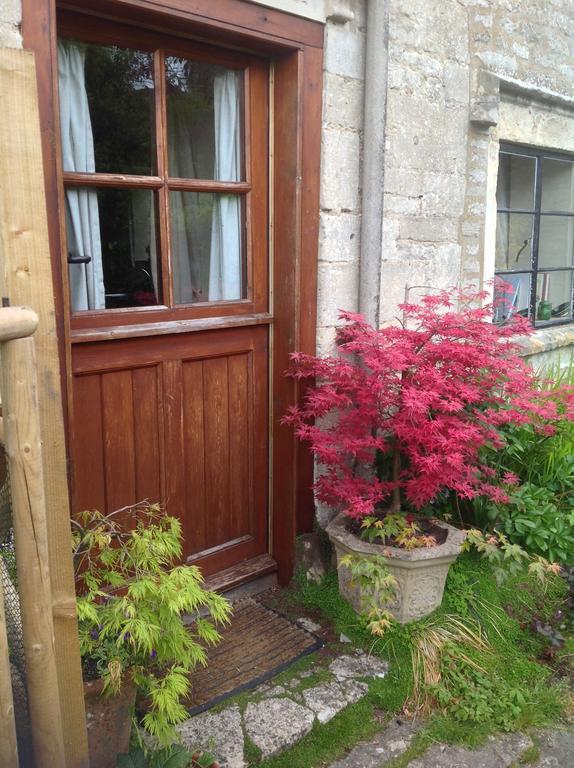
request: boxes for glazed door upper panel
[71,326,268,574]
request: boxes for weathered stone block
[295,532,331,584]
[319,211,361,263]
[244,699,314,758]
[317,261,359,327]
[324,20,365,80]
[320,129,361,212]
[177,706,245,768]
[323,72,364,131]
[0,0,21,25]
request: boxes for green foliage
[257,690,384,768]
[360,514,406,544]
[472,364,574,563]
[428,645,528,731]
[359,515,435,550]
[483,481,574,563]
[462,528,562,587]
[117,744,215,768]
[286,552,569,756]
[339,554,397,636]
[73,504,231,744]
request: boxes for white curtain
[169,96,197,304]
[58,41,105,311]
[208,72,242,302]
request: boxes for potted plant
[285,287,565,624]
[72,503,231,768]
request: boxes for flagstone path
[174,649,388,767]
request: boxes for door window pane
[536,271,573,322]
[170,192,244,304]
[166,57,243,181]
[58,39,155,176]
[66,188,160,311]
[541,158,574,212]
[538,216,574,269]
[496,153,536,210]
[493,274,531,323]
[495,213,534,271]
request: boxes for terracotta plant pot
[326,513,466,623]
[84,675,137,768]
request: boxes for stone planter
[84,674,137,768]
[326,513,466,623]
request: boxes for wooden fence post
[0,309,66,766]
[0,49,89,765]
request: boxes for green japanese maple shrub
[73,503,231,744]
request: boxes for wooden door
[58,11,271,577]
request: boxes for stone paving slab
[302,679,368,724]
[532,728,574,767]
[330,652,389,681]
[172,647,388,764]
[408,732,533,768]
[327,720,574,768]
[328,719,417,767]
[244,698,315,758]
[176,705,245,768]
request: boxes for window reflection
[166,57,243,181]
[170,192,244,304]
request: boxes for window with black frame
[494,144,574,326]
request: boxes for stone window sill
[514,323,574,357]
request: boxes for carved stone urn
[326,513,466,623]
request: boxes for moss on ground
[253,552,571,767]
[256,688,386,768]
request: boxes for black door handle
[68,252,92,264]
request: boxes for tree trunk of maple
[390,447,401,512]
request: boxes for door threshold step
[204,554,278,595]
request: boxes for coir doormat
[184,598,323,715]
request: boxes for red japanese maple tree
[284,287,571,521]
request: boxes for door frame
[22,0,322,585]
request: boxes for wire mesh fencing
[0,445,34,767]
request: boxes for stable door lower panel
[70,325,269,575]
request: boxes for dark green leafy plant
[428,644,528,732]
[467,359,574,563]
[73,503,231,744]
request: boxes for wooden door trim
[22,0,322,586]
[71,312,273,343]
[58,0,324,50]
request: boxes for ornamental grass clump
[73,503,231,744]
[284,287,573,525]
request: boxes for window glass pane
[166,57,243,181]
[496,153,536,210]
[65,187,160,311]
[536,271,573,322]
[169,192,245,304]
[495,212,534,271]
[541,158,574,212]
[58,39,155,176]
[493,274,531,323]
[538,215,574,269]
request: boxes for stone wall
[316,1,365,355]
[0,0,21,47]
[380,0,574,369]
